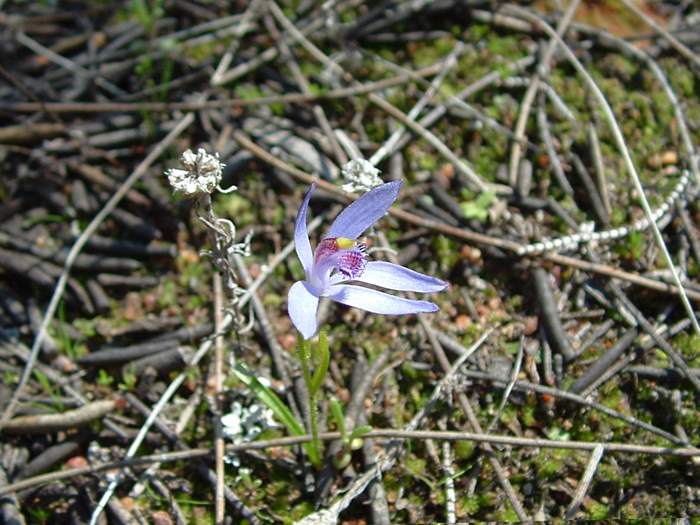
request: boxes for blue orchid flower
[288,181,447,339]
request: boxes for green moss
[460,323,482,347]
[285,501,315,524]
[598,53,638,80]
[179,259,207,288]
[73,317,98,338]
[469,138,504,180]
[185,295,205,310]
[433,235,459,272]
[157,280,178,308]
[673,333,700,365]
[598,461,620,484]
[664,60,695,97]
[467,24,489,42]
[454,440,476,459]
[3,370,18,387]
[587,500,609,520]
[215,192,255,226]
[521,404,536,428]
[610,205,627,227]
[183,37,229,62]
[536,449,569,480]
[495,505,522,522]
[614,230,643,260]
[460,190,496,222]
[405,456,428,477]
[458,491,499,516]
[485,35,522,60]
[365,119,388,143]
[418,152,438,171]
[411,36,456,67]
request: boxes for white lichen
[221,398,279,467]
[166,148,227,195]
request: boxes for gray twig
[564,444,605,519]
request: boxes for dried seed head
[166,148,226,195]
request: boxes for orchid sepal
[288,181,447,339]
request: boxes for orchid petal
[294,184,315,274]
[327,284,438,315]
[353,261,448,292]
[288,281,320,339]
[326,180,402,240]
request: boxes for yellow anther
[336,237,356,249]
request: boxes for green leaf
[329,397,346,440]
[546,426,570,441]
[233,365,321,465]
[348,425,373,442]
[343,423,371,451]
[233,366,304,436]
[460,191,496,222]
[33,370,53,396]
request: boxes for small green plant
[233,364,321,466]
[234,333,333,468]
[55,302,86,360]
[460,191,496,222]
[3,370,18,387]
[130,0,164,35]
[329,397,372,468]
[546,426,571,441]
[22,213,67,228]
[614,230,643,260]
[97,369,114,388]
[73,317,98,338]
[26,507,50,523]
[33,369,53,396]
[33,370,64,411]
[119,369,138,391]
[128,0,173,135]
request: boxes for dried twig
[462,369,686,446]
[503,3,700,334]
[0,65,447,113]
[0,466,25,525]
[4,427,699,498]
[533,268,575,361]
[234,130,700,301]
[564,444,605,519]
[507,0,580,186]
[0,113,195,426]
[442,439,457,525]
[369,43,464,166]
[0,400,115,434]
[485,339,524,434]
[569,328,638,394]
[617,0,700,69]
[609,284,700,394]
[213,272,225,525]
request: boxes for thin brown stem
[213,272,225,525]
[3,429,699,497]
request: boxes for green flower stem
[298,336,321,466]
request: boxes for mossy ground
[3,1,700,523]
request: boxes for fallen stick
[0,400,116,435]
